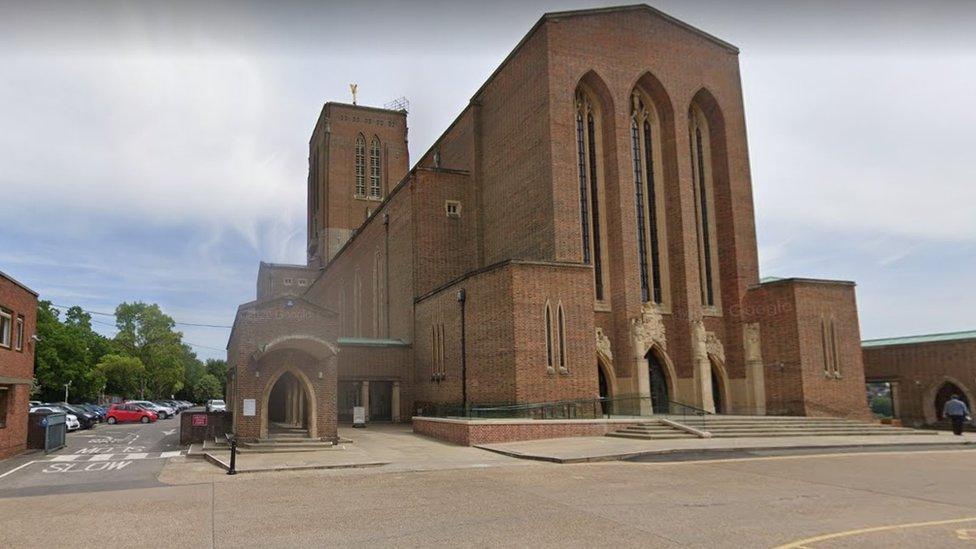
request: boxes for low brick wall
[412,417,645,446]
[180,411,233,445]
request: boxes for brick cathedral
[227,5,871,442]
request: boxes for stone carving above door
[596,327,613,363]
[630,301,667,355]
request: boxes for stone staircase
[203,426,338,454]
[607,419,698,440]
[608,415,936,440]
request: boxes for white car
[127,400,175,420]
[206,399,227,413]
[30,406,80,430]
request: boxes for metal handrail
[416,394,713,430]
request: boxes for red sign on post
[192,414,208,427]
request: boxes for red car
[106,403,158,424]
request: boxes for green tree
[113,302,189,398]
[192,374,223,402]
[95,354,146,398]
[33,301,110,402]
[205,358,228,397]
[870,395,894,418]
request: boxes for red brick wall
[0,274,38,459]
[745,279,871,419]
[864,338,976,426]
[412,417,645,446]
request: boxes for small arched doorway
[646,349,670,414]
[709,358,729,415]
[935,382,970,421]
[266,371,310,437]
[598,364,610,400]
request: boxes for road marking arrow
[162,429,176,436]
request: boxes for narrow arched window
[631,92,666,304]
[557,303,567,371]
[544,302,554,371]
[575,88,605,301]
[369,138,381,198]
[689,105,717,308]
[355,135,366,197]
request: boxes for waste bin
[27,412,67,453]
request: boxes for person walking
[943,394,971,436]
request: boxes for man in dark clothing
[943,394,971,436]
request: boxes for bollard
[227,436,238,475]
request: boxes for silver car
[206,399,226,413]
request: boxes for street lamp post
[64,380,72,403]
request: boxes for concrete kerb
[475,439,976,464]
[200,451,389,474]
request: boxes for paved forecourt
[0,412,184,498]
[4,444,976,546]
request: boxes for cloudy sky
[1,0,974,360]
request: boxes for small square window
[297,279,308,287]
[283,278,294,286]
[445,200,461,218]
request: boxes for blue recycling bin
[28,411,67,453]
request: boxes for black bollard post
[227,436,237,475]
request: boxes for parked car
[29,400,42,407]
[78,404,106,422]
[206,399,227,413]
[30,406,81,431]
[155,399,184,413]
[48,403,97,430]
[106,403,158,424]
[127,400,175,419]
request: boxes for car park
[127,400,175,419]
[206,399,227,412]
[30,406,81,431]
[155,399,185,413]
[106,403,157,424]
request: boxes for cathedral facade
[226,5,871,442]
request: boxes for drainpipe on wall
[383,213,391,338]
[457,288,468,415]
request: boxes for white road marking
[162,429,176,436]
[50,455,81,462]
[124,453,148,460]
[88,454,114,462]
[0,461,38,479]
[160,451,182,458]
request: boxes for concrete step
[607,432,698,440]
[709,430,937,438]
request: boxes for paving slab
[476,431,976,463]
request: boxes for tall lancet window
[355,135,366,197]
[689,105,719,308]
[369,137,381,198]
[631,91,666,305]
[575,88,606,301]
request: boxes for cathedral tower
[307,101,409,267]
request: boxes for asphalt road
[0,411,184,498]
[3,444,976,547]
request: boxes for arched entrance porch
[266,371,311,437]
[924,376,976,424]
[934,381,970,421]
[260,365,318,439]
